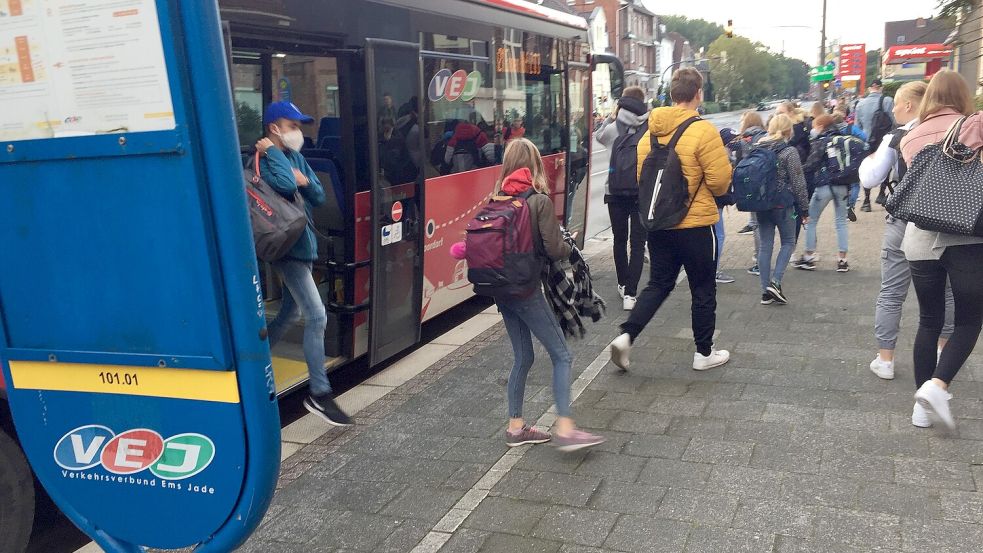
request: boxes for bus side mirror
[591,54,625,100]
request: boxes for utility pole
[818,0,828,104]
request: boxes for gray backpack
[243,152,308,262]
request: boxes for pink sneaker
[505,426,552,447]
[553,429,605,453]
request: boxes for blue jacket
[259,147,325,261]
[855,92,895,138]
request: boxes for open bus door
[564,61,592,250]
[364,39,426,366]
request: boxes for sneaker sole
[915,396,956,432]
[836,268,850,273]
[911,417,932,428]
[760,299,775,305]
[767,288,788,305]
[797,265,816,271]
[506,438,551,447]
[554,440,605,453]
[304,399,354,427]
[869,365,895,380]
[693,359,729,371]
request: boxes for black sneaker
[794,257,816,271]
[747,264,760,276]
[860,201,872,213]
[847,207,857,222]
[737,225,756,236]
[760,293,775,305]
[837,259,850,273]
[305,393,353,427]
[875,191,887,205]
[767,282,789,304]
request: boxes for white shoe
[912,402,932,428]
[915,380,956,431]
[610,333,632,370]
[693,349,730,371]
[623,296,636,311]
[869,355,895,380]
[618,285,625,298]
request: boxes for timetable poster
[0,0,175,141]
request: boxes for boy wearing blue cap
[256,101,351,427]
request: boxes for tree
[660,15,725,52]
[706,35,771,105]
[866,49,882,83]
[937,0,977,19]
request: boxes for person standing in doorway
[609,68,733,372]
[257,101,352,427]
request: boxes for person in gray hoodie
[593,86,649,311]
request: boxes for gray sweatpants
[875,216,954,350]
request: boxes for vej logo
[428,69,481,102]
[54,425,215,480]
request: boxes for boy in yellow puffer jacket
[609,68,734,372]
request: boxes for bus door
[364,39,426,366]
[564,61,592,249]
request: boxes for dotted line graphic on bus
[426,194,493,239]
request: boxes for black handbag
[885,116,983,237]
[243,152,309,262]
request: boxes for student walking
[609,68,733,372]
[257,101,352,427]
[898,70,983,431]
[748,115,810,305]
[476,138,605,451]
[858,81,955,390]
[594,86,650,310]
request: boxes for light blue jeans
[756,207,798,290]
[714,208,725,269]
[849,182,860,208]
[267,259,332,395]
[806,185,849,254]
[498,290,572,418]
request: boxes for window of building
[898,34,906,43]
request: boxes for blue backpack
[732,144,793,212]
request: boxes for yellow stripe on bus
[8,361,240,403]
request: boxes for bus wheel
[0,427,34,553]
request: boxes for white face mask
[274,126,305,152]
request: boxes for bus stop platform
[89,207,983,553]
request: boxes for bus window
[232,52,264,149]
[269,54,340,153]
[422,55,494,178]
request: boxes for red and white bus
[220,0,624,390]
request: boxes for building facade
[882,17,954,83]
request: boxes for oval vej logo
[54,425,115,470]
[100,429,164,475]
[150,433,216,480]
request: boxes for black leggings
[910,243,983,388]
[607,199,646,296]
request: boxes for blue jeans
[498,290,572,418]
[714,208,725,270]
[267,259,331,395]
[805,185,849,254]
[756,207,798,290]
[848,182,860,208]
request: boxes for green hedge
[702,102,723,114]
[976,95,983,111]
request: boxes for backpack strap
[877,94,884,113]
[668,116,701,150]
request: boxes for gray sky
[643,0,941,65]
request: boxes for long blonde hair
[498,138,549,194]
[762,113,793,142]
[919,69,975,121]
[740,111,764,132]
[809,102,826,119]
[778,102,805,124]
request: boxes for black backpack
[637,116,700,231]
[867,95,894,150]
[607,125,646,197]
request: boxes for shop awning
[884,43,953,64]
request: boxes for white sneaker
[618,285,625,298]
[623,296,636,311]
[869,355,895,380]
[693,349,730,371]
[911,402,932,428]
[914,380,956,431]
[610,333,632,370]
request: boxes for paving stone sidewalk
[240,206,983,553]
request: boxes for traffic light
[725,20,734,38]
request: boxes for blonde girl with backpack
[476,138,606,452]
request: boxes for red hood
[501,168,534,195]
[448,122,489,148]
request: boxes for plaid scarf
[542,229,606,338]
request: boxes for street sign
[0,2,279,551]
[810,66,835,82]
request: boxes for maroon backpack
[465,190,540,298]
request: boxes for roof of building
[884,17,952,49]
